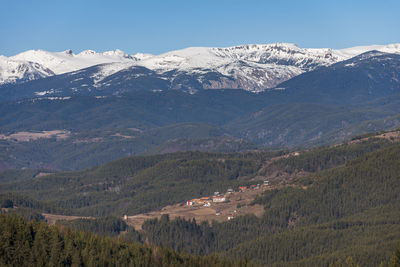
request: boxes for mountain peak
[64,49,73,56]
[352,50,389,60]
[103,49,130,58]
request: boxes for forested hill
[1,132,400,266]
[0,151,281,216]
[0,214,253,267]
[1,90,400,171]
[135,139,400,266]
[1,134,398,218]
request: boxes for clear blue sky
[1,0,399,56]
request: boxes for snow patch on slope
[91,62,137,86]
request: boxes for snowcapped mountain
[0,56,55,84]
[0,49,151,85]
[9,49,149,74]
[101,43,400,92]
[135,43,340,91]
[1,43,400,92]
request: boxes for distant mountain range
[1,43,400,94]
[1,43,400,170]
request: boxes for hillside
[0,214,250,267]
[0,151,280,216]
[129,135,400,266]
[276,51,400,104]
[1,91,400,170]
[1,131,400,265]
[227,143,400,266]
[0,132,398,216]
[0,121,256,170]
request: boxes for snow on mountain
[91,62,139,86]
[119,43,400,91]
[10,49,140,75]
[334,43,400,59]
[0,56,55,84]
[0,49,151,86]
[132,43,344,91]
[1,43,400,92]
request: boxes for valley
[1,130,400,265]
[1,91,400,171]
[3,0,400,265]
[1,42,400,266]
[33,130,400,231]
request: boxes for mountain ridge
[2,43,400,92]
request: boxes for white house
[213,196,226,203]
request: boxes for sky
[1,0,400,56]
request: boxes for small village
[123,180,272,230]
[184,180,270,220]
